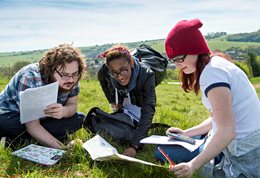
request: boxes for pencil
[158,147,176,166]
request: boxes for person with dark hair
[97,45,156,157]
[154,19,260,177]
[0,44,86,149]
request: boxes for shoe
[0,137,6,149]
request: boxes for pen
[158,147,176,166]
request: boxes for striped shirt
[0,63,79,112]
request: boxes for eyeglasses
[55,69,79,81]
[109,66,129,78]
[169,55,187,63]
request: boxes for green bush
[245,52,260,77]
[11,61,31,75]
[234,61,253,78]
[165,69,179,81]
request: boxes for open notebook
[83,135,162,167]
[12,144,66,165]
[140,135,204,152]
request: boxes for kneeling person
[0,44,85,149]
[97,45,156,157]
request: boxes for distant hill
[1,30,260,67]
[205,29,260,43]
[226,30,260,42]
[0,39,165,67]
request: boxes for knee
[72,112,85,126]
[0,112,25,137]
[77,112,86,122]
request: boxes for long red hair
[179,54,210,95]
[179,51,232,95]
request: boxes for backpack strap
[85,107,100,131]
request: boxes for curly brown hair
[39,44,85,84]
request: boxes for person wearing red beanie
[154,18,260,177]
[165,18,210,59]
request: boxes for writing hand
[169,162,195,178]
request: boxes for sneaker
[0,137,6,149]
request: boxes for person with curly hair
[0,44,86,149]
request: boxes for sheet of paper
[12,144,66,165]
[123,97,141,122]
[114,153,162,167]
[83,134,118,160]
[19,81,59,124]
[140,135,204,152]
[83,135,162,167]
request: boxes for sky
[0,0,260,52]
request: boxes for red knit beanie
[165,18,210,59]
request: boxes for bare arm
[171,87,236,177]
[28,96,78,148]
[25,120,64,149]
[184,117,212,137]
[191,87,235,170]
[167,117,212,137]
[62,95,78,118]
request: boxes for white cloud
[0,0,260,52]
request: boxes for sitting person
[154,18,260,177]
[0,44,86,149]
[97,45,156,157]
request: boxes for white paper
[83,135,162,167]
[140,135,204,152]
[12,144,66,165]
[83,134,118,160]
[123,98,141,122]
[19,81,59,124]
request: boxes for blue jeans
[0,108,85,141]
[154,135,223,164]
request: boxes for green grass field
[207,40,260,51]
[0,78,260,177]
[1,39,260,67]
[0,51,44,67]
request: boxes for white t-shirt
[200,56,260,139]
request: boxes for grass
[0,51,44,67]
[1,39,260,67]
[250,77,260,84]
[0,79,259,177]
[207,39,260,51]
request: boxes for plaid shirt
[0,63,80,112]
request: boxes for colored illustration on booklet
[12,144,66,165]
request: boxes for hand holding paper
[44,103,64,119]
[19,81,59,124]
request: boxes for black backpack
[85,107,171,143]
[131,44,168,86]
[85,107,136,143]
